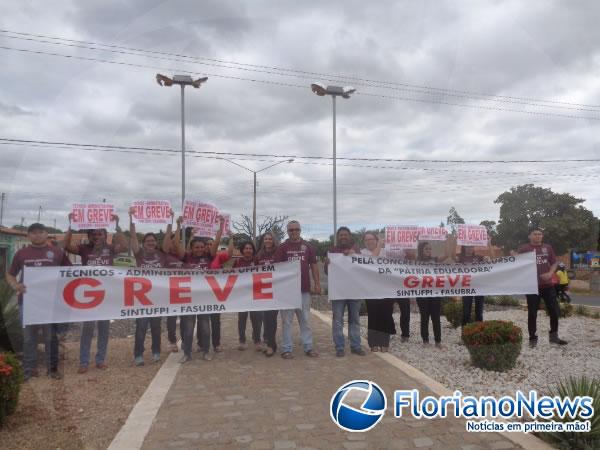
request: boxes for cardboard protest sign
[130,200,172,225]
[71,203,115,230]
[457,224,489,246]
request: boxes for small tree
[446,207,465,234]
[232,215,288,243]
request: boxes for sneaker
[336,349,345,357]
[422,340,430,346]
[305,349,319,357]
[48,371,63,380]
[435,342,446,350]
[238,342,247,351]
[255,342,264,352]
[135,356,144,366]
[202,352,213,361]
[549,333,568,345]
[529,336,538,348]
[370,347,380,352]
[152,353,161,363]
[214,345,223,353]
[265,347,275,357]
[179,355,191,364]
[351,348,366,356]
[381,347,389,353]
[170,343,179,353]
[77,366,88,374]
[281,351,294,359]
[96,362,108,370]
[400,336,409,343]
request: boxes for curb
[108,344,182,450]
[311,309,554,450]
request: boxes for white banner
[71,203,115,230]
[418,226,448,241]
[385,225,419,252]
[327,251,538,300]
[23,261,301,325]
[130,200,172,224]
[457,224,489,247]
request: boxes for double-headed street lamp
[219,158,294,241]
[311,83,355,245]
[156,74,208,244]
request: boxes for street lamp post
[220,158,294,241]
[310,83,355,245]
[156,74,208,245]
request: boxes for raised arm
[172,216,186,259]
[162,223,173,253]
[210,216,225,257]
[64,213,80,254]
[129,207,140,254]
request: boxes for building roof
[0,227,27,237]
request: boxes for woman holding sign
[256,232,279,357]
[129,209,167,366]
[416,241,450,348]
[234,241,264,352]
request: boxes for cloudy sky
[1,0,599,239]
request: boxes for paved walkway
[141,312,526,450]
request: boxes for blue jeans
[134,317,161,358]
[79,320,110,367]
[332,299,362,351]
[281,292,313,353]
[20,306,58,377]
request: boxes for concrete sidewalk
[141,312,526,450]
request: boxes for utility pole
[0,192,5,227]
[37,206,42,222]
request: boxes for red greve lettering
[206,275,238,302]
[72,208,85,222]
[63,278,105,309]
[403,275,472,289]
[183,205,195,219]
[170,277,192,304]
[253,273,273,300]
[124,277,153,306]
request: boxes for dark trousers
[416,298,442,343]
[196,314,221,349]
[263,310,278,351]
[526,287,559,339]
[366,299,396,347]
[462,296,484,325]
[182,315,210,356]
[134,317,161,358]
[396,298,411,338]
[238,311,263,344]
[166,316,184,344]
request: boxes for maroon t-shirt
[255,249,276,266]
[274,239,316,293]
[164,253,185,269]
[9,245,69,303]
[518,243,556,288]
[184,253,213,270]
[77,243,114,266]
[135,250,166,268]
[233,257,254,268]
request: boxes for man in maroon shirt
[64,213,122,373]
[518,226,567,346]
[274,220,320,359]
[6,223,67,380]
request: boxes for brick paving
[142,312,522,450]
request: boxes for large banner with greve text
[23,261,301,325]
[327,251,539,300]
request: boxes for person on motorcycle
[555,263,570,302]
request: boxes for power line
[1,138,598,164]
[2,29,600,110]
[2,44,600,122]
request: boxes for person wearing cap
[5,223,69,380]
[64,212,123,374]
[518,226,567,346]
[555,263,570,301]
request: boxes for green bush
[0,352,23,426]
[462,320,522,372]
[540,376,600,450]
[484,296,521,307]
[442,299,464,328]
[592,311,600,320]
[545,302,574,318]
[575,305,590,317]
[0,282,21,353]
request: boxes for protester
[361,232,396,352]
[274,220,320,359]
[415,241,449,348]
[518,226,567,346]
[456,245,485,326]
[234,241,264,351]
[255,231,279,357]
[206,235,233,353]
[130,209,167,365]
[6,223,67,380]
[172,216,227,363]
[64,213,123,373]
[325,227,365,357]
[161,217,185,353]
[555,263,570,300]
